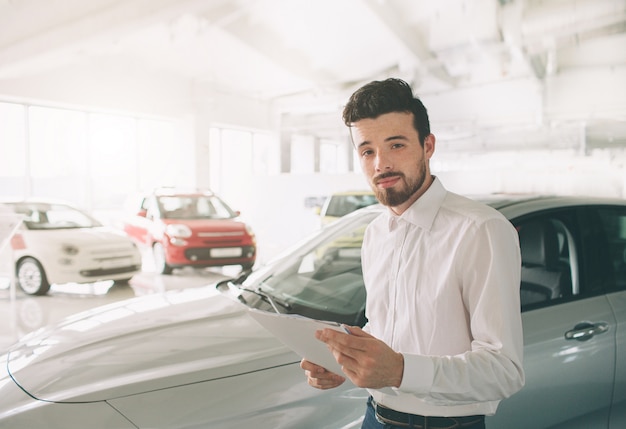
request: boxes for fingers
[314,330,405,389]
[317,325,373,342]
[316,327,370,359]
[300,358,323,372]
[300,359,345,390]
[340,325,371,337]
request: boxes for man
[300,78,524,429]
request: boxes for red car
[124,189,256,274]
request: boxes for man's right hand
[300,359,346,390]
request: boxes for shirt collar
[385,176,446,231]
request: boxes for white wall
[230,172,370,263]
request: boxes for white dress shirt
[363,177,524,417]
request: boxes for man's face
[351,111,435,213]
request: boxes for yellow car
[318,190,378,226]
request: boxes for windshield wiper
[240,286,291,314]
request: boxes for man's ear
[424,133,435,158]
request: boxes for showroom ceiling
[0,0,625,145]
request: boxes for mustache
[373,172,403,184]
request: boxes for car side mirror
[137,209,147,218]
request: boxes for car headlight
[165,224,192,238]
[245,224,255,236]
[61,244,79,255]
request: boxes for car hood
[161,217,249,231]
[5,286,294,403]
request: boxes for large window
[28,106,89,203]
[137,118,186,193]
[320,139,350,174]
[88,113,137,209]
[0,102,184,213]
[290,134,315,174]
[208,126,279,211]
[0,102,27,197]
[253,132,280,176]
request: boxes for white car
[1,200,142,295]
[0,196,625,428]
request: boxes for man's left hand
[316,326,404,389]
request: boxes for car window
[242,212,376,326]
[157,195,235,220]
[324,194,378,218]
[14,203,99,230]
[576,206,622,295]
[518,205,626,311]
[146,197,160,219]
[516,211,578,310]
[140,197,150,211]
[585,206,626,291]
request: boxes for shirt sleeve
[397,217,525,404]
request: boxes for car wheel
[17,257,51,295]
[153,243,173,275]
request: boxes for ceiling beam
[215,9,338,89]
[0,0,235,79]
[361,0,458,88]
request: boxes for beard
[372,161,428,207]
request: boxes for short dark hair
[342,78,430,145]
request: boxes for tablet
[248,308,348,375]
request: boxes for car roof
[474,194,626,220]
[356,193,626,221]
[152,187,216,197]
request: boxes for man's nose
[374,152,392,172]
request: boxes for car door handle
[564,322,609,341]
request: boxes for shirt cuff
[395,353,434,394]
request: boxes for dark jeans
[361,398,486,429]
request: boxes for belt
[372,399,485,429]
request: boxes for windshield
[7,202,101,230]
[325,194,378,218]
[239,206,382,326]
[157,195,236,220]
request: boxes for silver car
[1,196,624,428]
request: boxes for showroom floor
[0,252,238,354]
